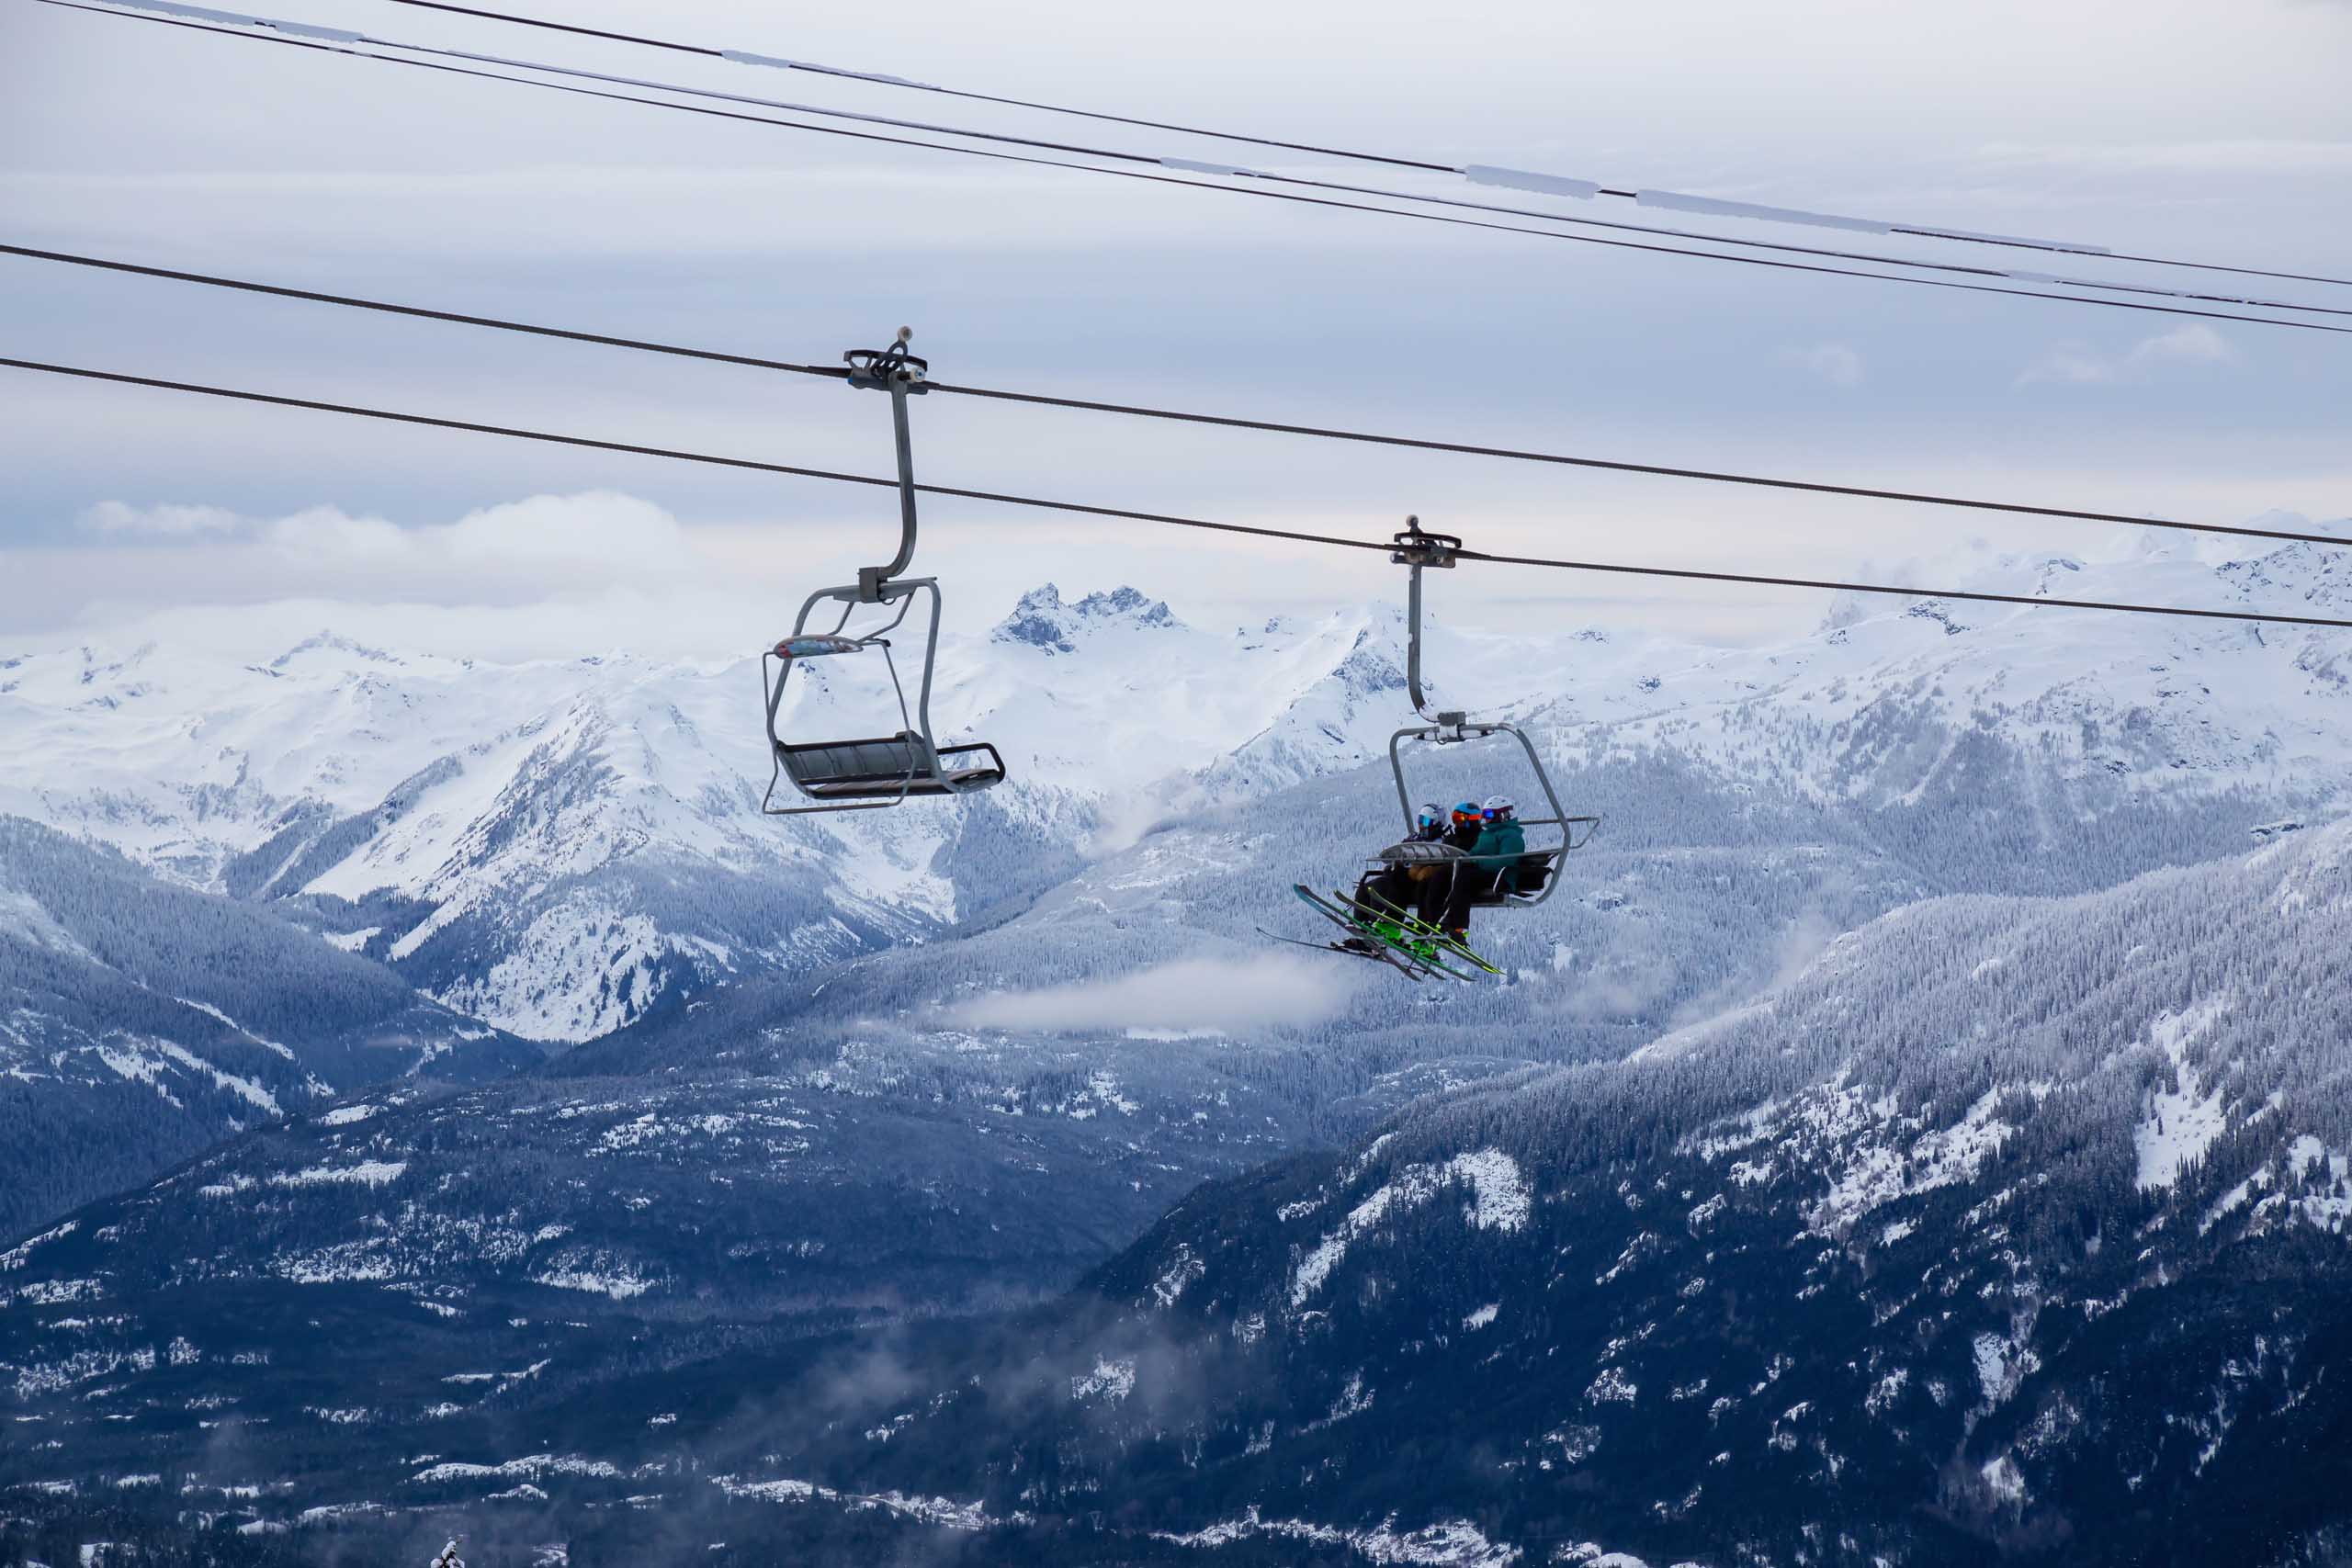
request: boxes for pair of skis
[1261,885,1500,982]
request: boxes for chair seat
[796,762,1006,800]
[775,734,1004,800]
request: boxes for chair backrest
[1512,851,1558,897]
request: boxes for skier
[1343,800,1487,953]
[1278,798,1518,979]
[1439,795,1526,937]
[1345,802,1448,932]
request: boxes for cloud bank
[949,955,1356,1036]
[1791,343,1866,387]
[2017,324,2235,387]
[78,501,243,536]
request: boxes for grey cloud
[77,500,243,536]
[948,956,1357,1035]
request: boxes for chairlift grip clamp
[843,327,927,598]
[843,326,931,394]
[1389,513,1461,570]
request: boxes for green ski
[1291,886,1475,982]
[1330,887,1504,976]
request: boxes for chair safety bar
[1370,818,1596,908]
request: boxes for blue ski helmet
[1451,800,1481,827]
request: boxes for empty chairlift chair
[759,333,1007,815]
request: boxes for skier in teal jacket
[1440,795,1526,935]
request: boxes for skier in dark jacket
[1348,802,1447,929]
[1346,799,1486,949]
[1440,795,1527,936]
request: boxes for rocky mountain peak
[269,630,403,671]
[991,583,1180,653]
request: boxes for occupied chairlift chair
[1376,518,1598,908]
[760,331,1007,814]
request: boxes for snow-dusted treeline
[0,819,535,1237]
[689,814,2352,1566]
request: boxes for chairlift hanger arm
[1389,515,1460,728]
[844,327,927,600]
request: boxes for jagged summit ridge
[991,583,1180,652]
[268,630,403,671]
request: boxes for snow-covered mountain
[12,773,2352,1563]
[1548,534,2352,821]
[2,527,2345,1253]
[0,581,1555,1043]
[0,820,537,1239]
[920,807,2352,1568]
[12,534,2352,1053]
[7,525,2352,1562]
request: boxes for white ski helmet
[1481,794,1517,818]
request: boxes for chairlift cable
[0,244,850,381]
[305,40,2352,321]
[914,379,2352,550]
[43,0,2350,322]
[357,0,2352,289]
[8,241,2348,555]
[372,0,1459,174]
[1454,546,2340,627]
[0,355,1393,556]
[7,353,2350,633]
[34,1,2352,339]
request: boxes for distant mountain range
[1,581,1491,1044]
[15,535,2347,1048]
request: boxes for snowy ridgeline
[0,586,1435,1043]
[3,533,2352,1049]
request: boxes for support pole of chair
[849,328,926,604]
[871,368,919,593]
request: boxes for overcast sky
[4,0,2348,658]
